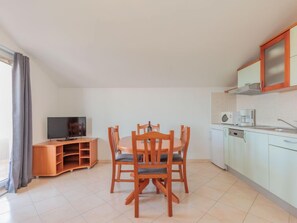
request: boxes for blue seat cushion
[160,153,183,162]
[138,168,167,175]
[115,154,142,162]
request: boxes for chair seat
[160,153,183,162]
[116,153,142,162]
[138,168,167,175]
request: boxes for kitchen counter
[211,123,297,139]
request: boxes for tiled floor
[0,162,296,223]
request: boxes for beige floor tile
[244,213,273,223]
[249,195,290,223]
[64,216,87,223]
[123,203,165,222]
[168,203,206,223]
[34,195,70,214]
[69,193,106,214]
[194,185,226,201]
[39,204,80,223]
[218,190,256,212]
[0,204,38,223]
[197,213,222,223]
[181,193,216,212]
[207,202,247,223]
[82,203,122,223]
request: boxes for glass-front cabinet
[260,30,290,92]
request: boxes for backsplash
[237,90,297,127]
[211,92,237,123]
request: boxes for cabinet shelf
[80,156,90,158]
[63,152,79,157]
[80,148,90,151]
[56,161,62,165]
[64,162,79,171]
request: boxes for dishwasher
[228,128,246,174]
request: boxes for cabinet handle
[284,140,297,144]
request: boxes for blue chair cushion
[160,153,183,162]
[115,154,142,162]
[138,168,167,175]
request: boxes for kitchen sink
[251,126,297,134]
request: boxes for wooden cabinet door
[245,132,269,189]
[269,145,297,208]
[260,31,290,92]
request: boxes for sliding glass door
[0,61,12,188]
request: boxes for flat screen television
[47,117,86,140]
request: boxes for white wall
[237,91,297,127]
[58,87,225,160]
[0,27,59,143]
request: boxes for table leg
[125,179,149,205]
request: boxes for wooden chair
[161,125,190,193]
[108,126,134,193]
[131,130,174,217]
[137,123,160,134]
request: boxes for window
[0,60,12,188]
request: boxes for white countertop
[211,123,297,139]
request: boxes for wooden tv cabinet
[33,138,98,177]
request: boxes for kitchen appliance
[227,83,262,95]
[210,127,226,169]
[228,128,245,173]
[220,112,239,125]
[239,109,255,126]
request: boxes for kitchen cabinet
[291,26,297,57]
[290,56,297,86]
[245,131,269,189]
[210,128,226,169]
[260,30,290,92]
[237,60,260,88]
[228,129,245,175]
[223,127,229,165]
[269,136,297,208]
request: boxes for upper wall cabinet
[260,30,290,92]
[291,26,297,86]
[291,26,297,57]
[238,60,260,87]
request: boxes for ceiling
[1,0,297,88]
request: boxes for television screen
[47,117,86,139]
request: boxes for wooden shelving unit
[33,138,98,177]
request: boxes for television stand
[56,137,77,141]
[33,138,98,177]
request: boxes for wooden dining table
[118,136,183,153]
[118,136,183,205]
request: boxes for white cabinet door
[269,145,297,208]
[245,132,269,189]
[223,128,229,165]
[228,136,245,174]
[291,26,297,57]
[237,61,260,87]
[210,129,226,169]
[290,56,297,86]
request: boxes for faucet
[277,118,297,130]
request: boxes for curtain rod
[0,44,15,55]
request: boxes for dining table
[118,136,183,205]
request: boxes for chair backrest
[137,123,160,134]
[180,125,190,159]
[132,130,174,173]
[108,126,120,160]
